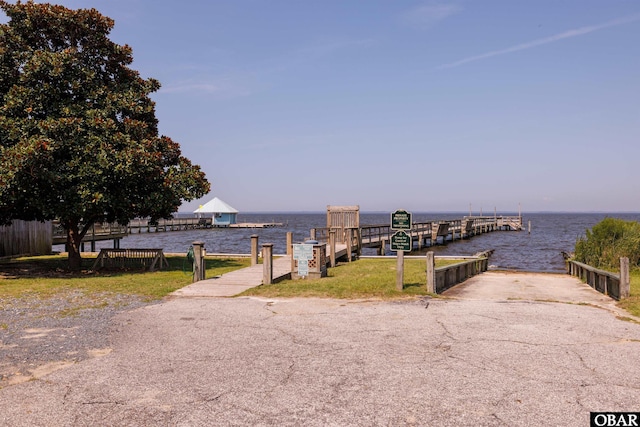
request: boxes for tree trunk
[66,222,84,271]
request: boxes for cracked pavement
[1,273,640,426]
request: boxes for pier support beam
[379,238,386,256]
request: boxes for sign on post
[297,259,309,276]
[390,231,412,252]
[390,209,413,291]
[391,210,412,230]
[293,243,314,277]
[293,244,314,260]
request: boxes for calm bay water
[60,212,640,273]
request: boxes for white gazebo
[193,197,239,226]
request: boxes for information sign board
[297,259,309,277]
[391,210,412,230]
[293,244,314,261]
[390,231,412,252]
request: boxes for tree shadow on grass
[0,256,247,279]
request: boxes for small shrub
[574,218,640,269]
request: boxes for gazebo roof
[193,197,239,214]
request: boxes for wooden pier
[52,221,127,251]
[312,207,523,260]
[52,217,284,250]
[127,217,212,233]
[126,218,283,233]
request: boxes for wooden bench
[91,248,169,272]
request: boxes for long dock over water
[52,217,284,250]
[126,218,283,233]
[313,210,523,258]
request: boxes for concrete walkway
[443,270,639,321]
[171,256,292,297]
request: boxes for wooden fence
[566,257,630,301]
[0,220,52,257]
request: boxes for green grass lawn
[240,258,461,300]
[0,254,251,301]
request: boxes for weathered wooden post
[192,241,206,282]
[396,250,404,291]
[426,251,435,293]
[250,234,259,266]
[286,232,293,256]
[379,238,386,256]
[310,228,317,241]
[346,228,353,262]
[262,243,273,285]
[620,257,630,299]
[329,229,336,268]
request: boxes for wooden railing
[566,258,630,301]
[127,217,212,233]
[52,221,128,245]
[430,251,493,294]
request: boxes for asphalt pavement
[1,272,640,426]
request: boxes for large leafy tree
[0,1,210,269]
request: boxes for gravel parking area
[0,290,156,387]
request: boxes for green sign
[391,209,412,230]
[390,231,411,252]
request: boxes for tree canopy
[0,1,210,268]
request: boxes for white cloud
[159,83,219,94]
[437,14,640,69]
[402,3,462,29]
[157,78,253,98]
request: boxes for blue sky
[5,1,640,213]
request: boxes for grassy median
[240,258,461,300]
